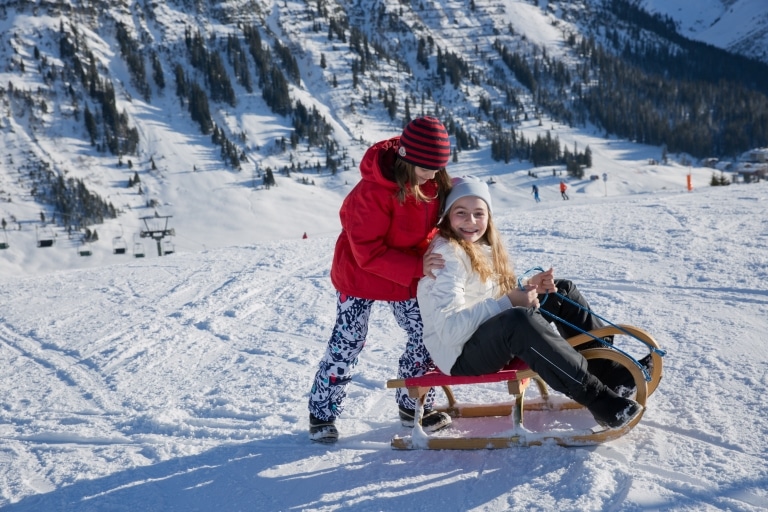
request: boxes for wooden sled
[386,324,664,450]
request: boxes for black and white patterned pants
[308,292,436,422]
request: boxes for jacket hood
[359,136,400,189]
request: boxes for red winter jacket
[330,136,441,301]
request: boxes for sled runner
[386,324,664,450]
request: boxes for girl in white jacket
[417,176,641,428]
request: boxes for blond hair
[436,209,517,297]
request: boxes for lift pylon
[139,213,175,256]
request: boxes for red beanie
[397,116,451,170]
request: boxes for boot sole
[399,413,452,433]
[309,424,339,443]
[597,403,644,429]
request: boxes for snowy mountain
[2,0,768,278]
[638,0,768,64]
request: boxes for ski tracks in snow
[1,189,768,509]
[0,238,340,504]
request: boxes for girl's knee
[556,279,575,294]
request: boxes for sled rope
[518,267,666,381]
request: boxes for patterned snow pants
[308,292,437,422]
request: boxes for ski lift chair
[36,226,55,248]
[113,236,127,254]
[133,234,145,258]
[161,237,175,255]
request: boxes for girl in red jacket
[308,117,453,443]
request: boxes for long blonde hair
[436,208,517,297]
[393,158,452,205]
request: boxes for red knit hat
[397,116,451,170]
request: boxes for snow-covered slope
[1,181,767,510]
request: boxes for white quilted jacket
[417,236,513,374]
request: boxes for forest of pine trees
[58,21,139,156]
[490,128,592,177]
[26,159,117,229]
[58,0,768,174]
[5,0,768,234]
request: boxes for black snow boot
[398,406,452,433]
[589,353,655,398]
[586,387,643,429]
[588,359,635,397]
[309,413,339,443]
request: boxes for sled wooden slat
[389,408,644,450]
[385,324,663,450]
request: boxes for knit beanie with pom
[397,116,451,170]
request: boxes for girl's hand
[508,284,540,308]
[527,267,556,294]
[423,247,445,278]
